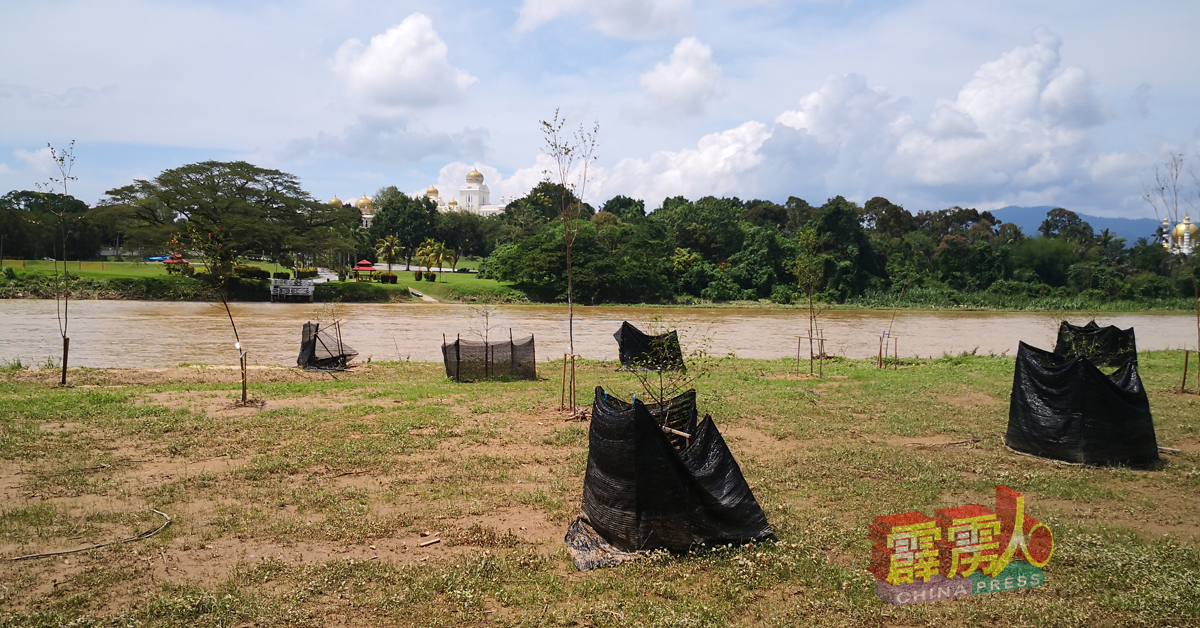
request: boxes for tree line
[2,159,1192,306]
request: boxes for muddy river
[0,300,1194,369]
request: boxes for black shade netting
[441,335,536,381]
[579,386,775,554]
[1054,320,1137,366]
[297,322,359,370]
[594,388,697,450]
[614,321,685,372]
[1006,342,1158,468]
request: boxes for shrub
[272,271,291,280]
[424,272,436,281]
[233,266,270,280]
[181,264,195,277]
[295,268,319,279]
[455,267,471,273]
[315,281,392,303]
[380,273,398,284]
[3,267,17,280]
[413,271,423,281]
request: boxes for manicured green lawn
[338,270,523,302]
[9,260,177,279]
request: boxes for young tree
[790,228,825,374]
[540,109,598,413]
[184,227,251,405]
[35,141,79,386]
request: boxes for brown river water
[0,300,1195,369]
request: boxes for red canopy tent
[163,253,188,264]
[353,260,376,281]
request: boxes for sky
[1,0,1198,219]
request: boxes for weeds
[0,355,1197,626]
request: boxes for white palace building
[423,168,515,217]
[330,168,516,230]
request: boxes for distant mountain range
[988,206,1160,244]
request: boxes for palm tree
[375,235,403,272]
[415,238,452,280]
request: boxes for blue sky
[1,0,1197,218]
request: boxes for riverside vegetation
[4,162,1198,310]
[1,352,1198,627]
[0,261,524,304]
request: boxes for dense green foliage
[5,159,1196,308]
[0,191,99,260]
[478,192,1197,306]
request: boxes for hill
[989,206,1160,244]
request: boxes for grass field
[5,260,177,279]
[1,262,524,303]
[0,353,1198,627]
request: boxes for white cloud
[1087,151,1141,180]
[894,28,1110,188]
[285,117,487,165]
[0,163,13,175]
[597,121,770,204]
[13,147,54,175]
[333,14,478,113]
[640,37,727,116]
[516,0,691,38]
[560,29,1125,211]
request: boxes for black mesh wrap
[577,386,775,557]
[614,321,685,372]
[1005,342,1158,468]
[441,335,536,381]
[297,322,358,369]
[1054,320,1137,366]
[594,388,697,450]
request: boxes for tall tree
[369,188,438,270]
[105,160,358,266]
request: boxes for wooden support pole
[60,337,69,387]
[240,351,248,404]
[560,353,569,410]
[1184,349,1190,394]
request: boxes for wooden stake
[1180,350,1190,396]
[60,337,69,387]
[240,351,248,404]
[560,353,569,410]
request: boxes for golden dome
[354,194,374,212]
[448,198,459,206]
[1172,215,1198,241]
[328,195,343,206]
[466,168,484,183]
[426,185,439,197]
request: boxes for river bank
[1,354,1197,626]
[2,269,1196,315]
[0,271,525,304]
